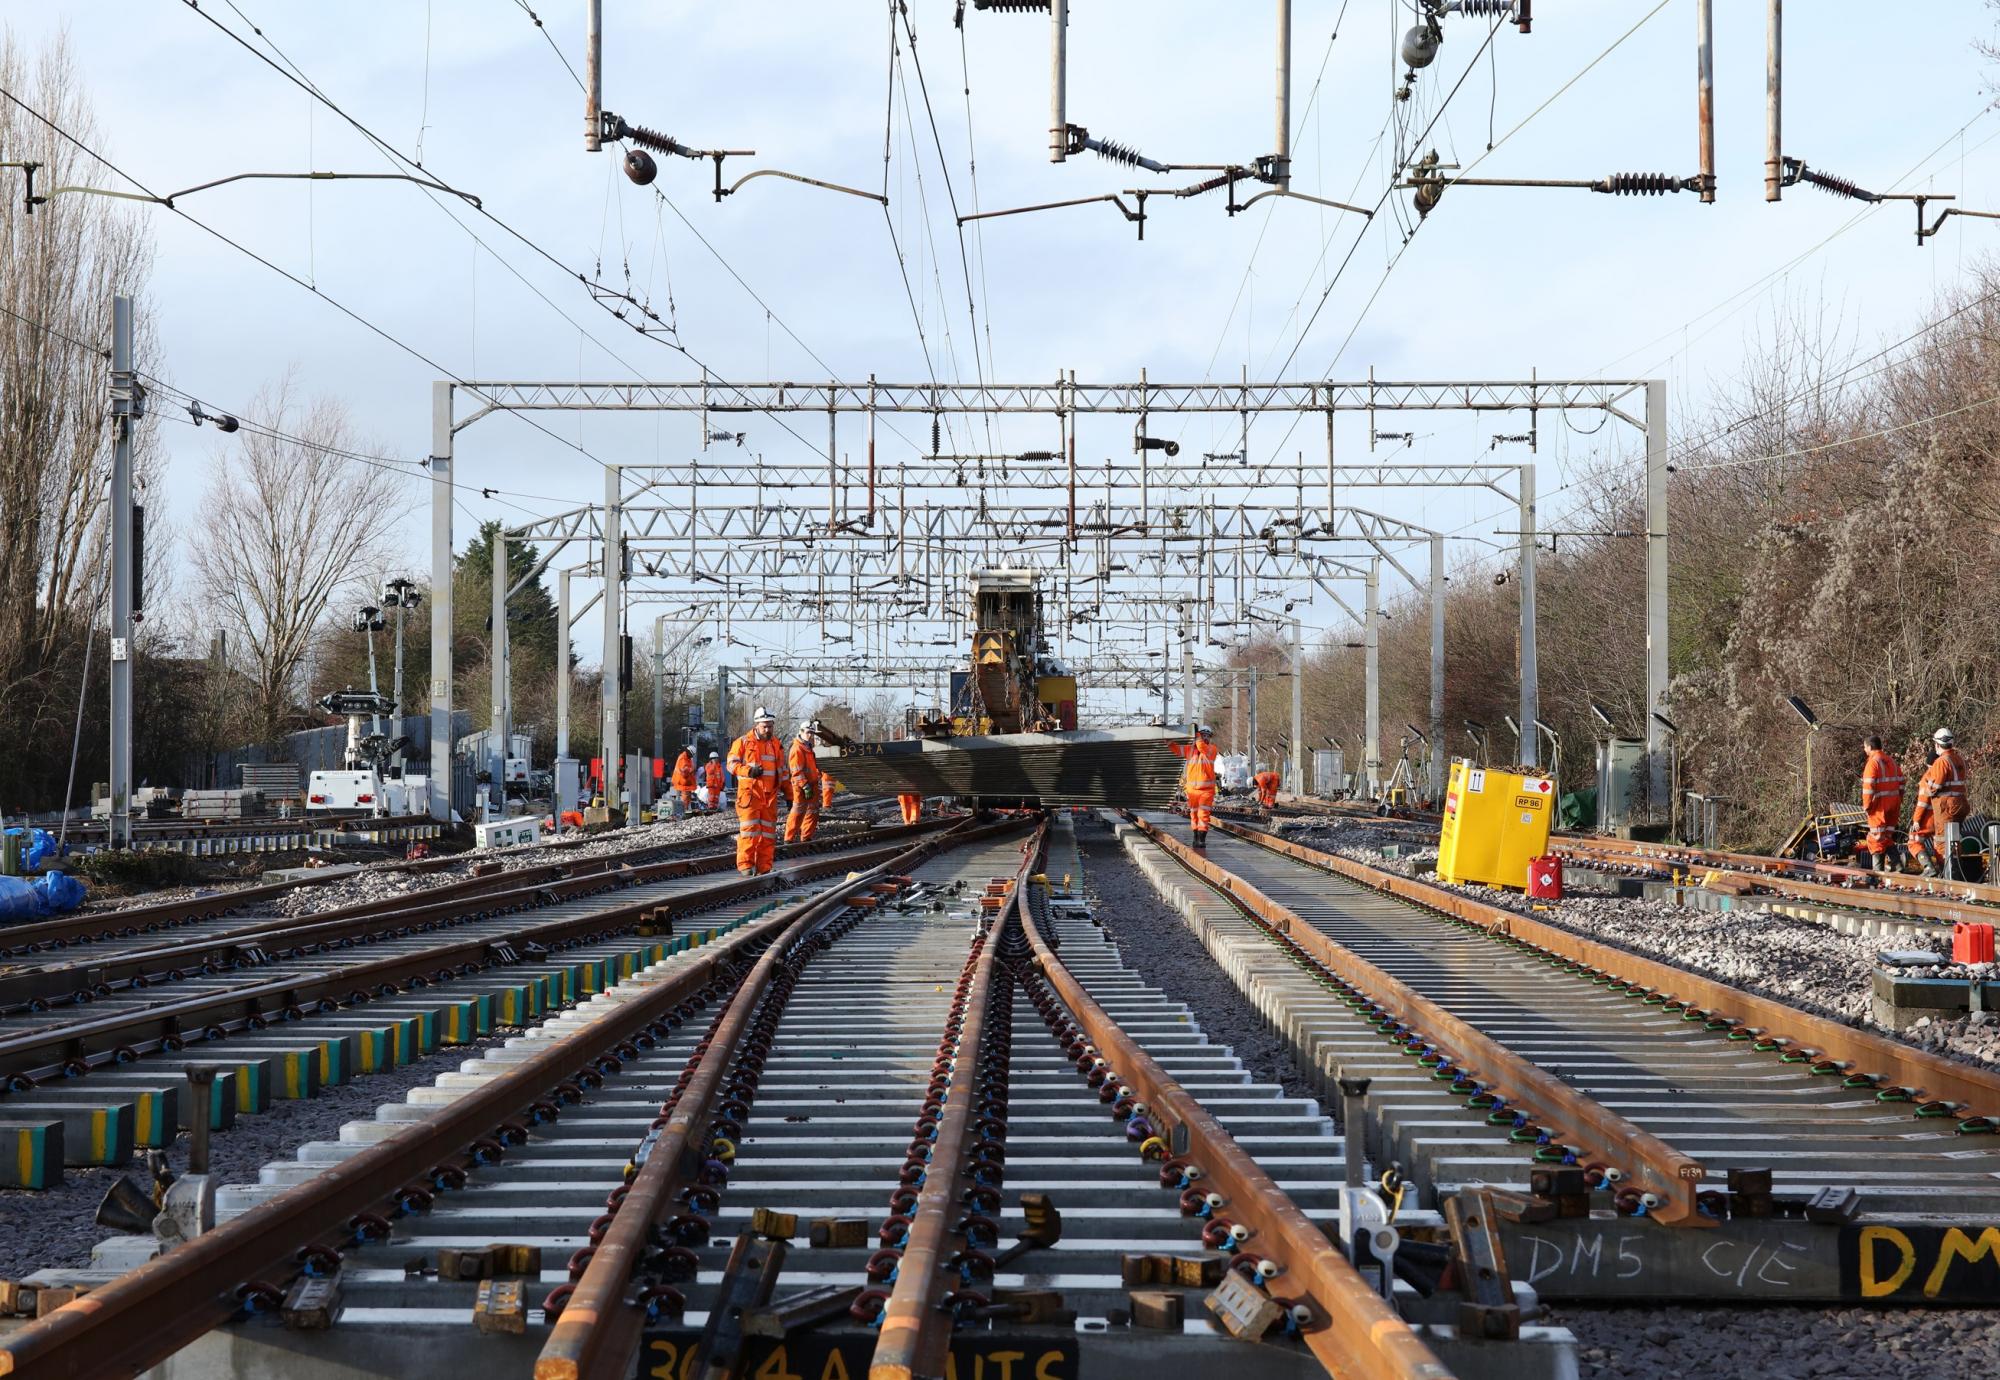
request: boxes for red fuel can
[1526,854,1564,900]
[1953,922,1995,966]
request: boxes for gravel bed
[1276,816,2000,1069]
[1072,815,1315,1101]
[1548,1302,2000,1380]
[0,1031,512,1279]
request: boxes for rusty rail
[1021,836,1453,1380]
[0,830,947,1083]
[868,825,1040,1380]
[1220,822,2000,1136]
[533,819,1010,1380]
[0,822,982,1380]
[1139,818,1708,1225]
[1553,833,2000,921]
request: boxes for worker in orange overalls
[1858,734,1903,872]
[726,707,791,875]
[898,793,923,825]
[785,721,823,843]
[1172,724,1221,848]
[1909,728,1969,878]
[670,746,698,816]
[1253,762,1282,811]
[820,774,839,810]
[702,752,727,812]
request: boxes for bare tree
[0,31,158,783]
[190,375,408,741]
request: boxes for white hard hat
[798,720,816,736]
[1197,723,1214,735]
[1935,727,1955,746]
[753,705,776,724]
[709,751,720,759]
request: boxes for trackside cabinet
[1437,759,1556,889]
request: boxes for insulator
[1175,171,1234,199]
[1401,22,1441,69]
[973,0,1050,9]
[1413,179,1444,218]
[1595,172,1689,197]
[1085,137,1154,171]
[615,118,686,159]
[931,415,941,455]
[1450,0,1518,16]
[1798,166,1879,203]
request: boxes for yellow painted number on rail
[1859,1224,2000,1298]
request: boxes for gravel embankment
[1072,815,1314,1101]
[1275,815,2000,1068]
[1549,1302,2000,1380]
[0,1033,509,1278]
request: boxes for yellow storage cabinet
[1436,758,1555,890]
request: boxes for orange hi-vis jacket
[1917,747,1969,824]
[788,737,823,799]
[670,750,697,793]
[727,731,791,812]
[1172,739,1220,792]
[703,759,727,799]
[1254,769,1281,800]
[1860,750,1903,815]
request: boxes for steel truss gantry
[429,376,1667,821]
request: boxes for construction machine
[820,570,1179,808]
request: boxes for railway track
[1108,812,2000,1305]
[48,812,444,856]
[0,823,938,1184]
[0,815,1580,1380]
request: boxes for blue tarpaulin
[3,827,57,872]
[0,870,87,922]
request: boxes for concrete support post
[1181,628,1195,733]
[1364,558,1382,796]
[1518,462,1539,768]
[1273,0,1292,190]
[489,527,509,810]
[1248,668,1259,770]
[1644,380,1672,810]
[1290,616,1305,795]
[1696,0,1716,203]
[1430,532,1446,801]
[428,382,454,821]
[601,464,623,820]
[556,569,573,761]
[652,613,667,763]
[717,665,731,754]
[1765,0,1782,201]
[107,295,139,850]
[1049,0,1067,162]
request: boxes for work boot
[1193,830,1207,849]
[1919,856,1938,878]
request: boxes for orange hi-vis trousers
[785,787,819,843]
[1186,785,1216,832]
[899,794,923,825]
[737,800,779,874]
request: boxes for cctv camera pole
[1290,616,1305,795]
[1644,380,1672,814]
[107,294,142,851]
[1362,558,1382,796]
[601,463,624,821]
[1518,461,1539,768]
[1429,533,1446,801]
[490,528,510,811]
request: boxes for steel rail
[0,852,914,1378]
[868,825,1040,1380]
[1553,833,2000,918]
[1219,822,2000,1137]
[1018,838,1453,1380]
[1,823,942,1005]
[532,819,1010,1380]
[1139,818,1708,1225]
[0,833,939,1084]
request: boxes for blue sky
[13,2,1999,695]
